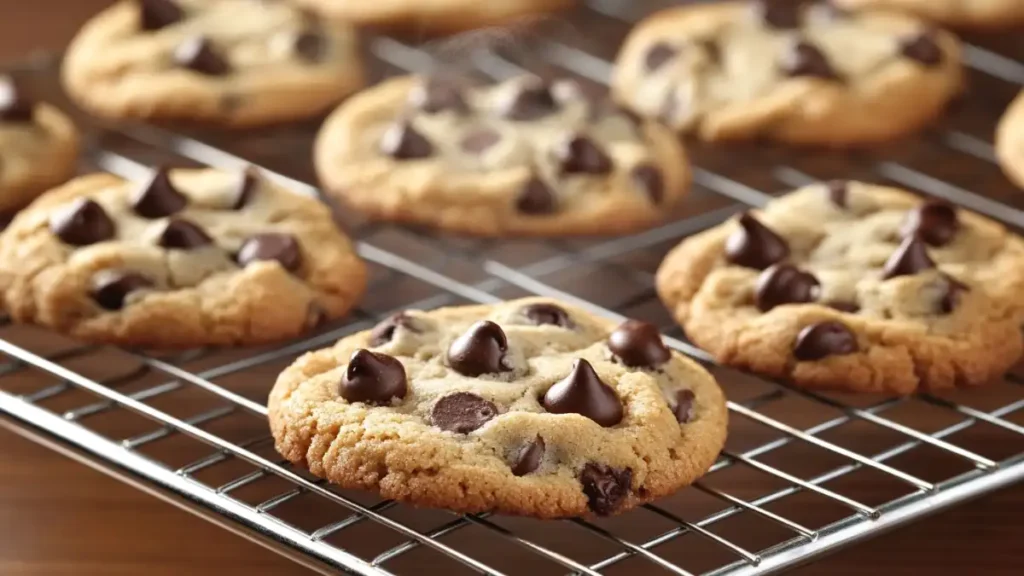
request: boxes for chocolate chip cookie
[835,0,1024,29]
[62,0,365,126]
[268,298,727,518]
[315,75,691,236]
[997,91,1024,190]
[0,76,80,213]
[612,0,963,146]
[656,181,1024,394]
[294,0,574,34]
[0,168,366,348]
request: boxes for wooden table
[0,1,1021,574]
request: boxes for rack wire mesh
[1,1,1023,574]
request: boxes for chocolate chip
[460,129,501,153]
[782,40,838,80]
[900,32,943,67]
[608,319,671,369]
[793,321,858,361]
[542,359,623,427]
[232,169,259,210]
[90,270,152,311]
[516,177,557,215]
[409,77,469,114]
[447,320,512,377]
[825,180,848,208]
[431,392,498,433]
[555,134,613,175]
[380,121,433,159]
[900,201,958,247]
[0,76,33,122]
[510,435,545,476]
[645,42,678,71]
[174,36,230,76]
[673,389,696,424]
[49,198,116,246]
[755,264,820,311]
[498,77,557,121]
[882,236,935,279]
[631,164,664,204]
[827,301,861,313]
[294,30,327,63]
[237,233,302,272]
[132,168,187,219]
[939,275,968,314]
[339,349,408,405]
[157,218,212,250]
[579,463,631,516]
[753,0,805,29]
[139,0,183,31]
[725,212,790,270]
[369,312,417,347]
[522,303,573,328]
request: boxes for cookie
[834,0,1024,29]
[996,91,1024,189]
[0,76,80,213]
[315,74,691,236]
[268,298,728,518]
[294,0,574,34]
[611,0,963,146]
[61,0,365,127]
[656,181,1024,395]
[0,167,366,348]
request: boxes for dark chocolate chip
[132,168,187,219]
[380,121,434,159]
[510,435,545,476]
[793,321,858,361]
[827,301,861,313]
[608,319,671,369]
[369,312,417,347]
[755,264,821,311]
[555,133,613,175]
[0,76,33,122]
[174,36,230,76]
[139,0,183,31]
[899,32,943,67]
[237,233,302,272]
[157,218,213,250]
[232,169,259,210]
[90,270,153,311]
[460,129,501,153]
[939,275,969,314]
[542,359,623,427]
[431,392,498,433]
[645,42,678,72]
[409,77,469,114]
[339,349,408,405]
[882,236,935,279]
[49,198,116,246]
[725,212,790,270]
[579,463,632,516]
[522,302,573,328]
[900,201,958,247]
[516,177,557,215]
[753,0,805,29]
[825,180,848,208]
[294,30,327,63]
[673,389,696,424]
[782,40,838,80]
[631,164,664,204]
[498,77,557,121]
[447,320,512,377]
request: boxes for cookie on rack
[996,91,1024,189]
[314,74,691,236]
[61,0,365,127]
[0,167,366,348]
[269,297,728,518]
[611,0,963,146]
[0,76,79,213]
[656,181,1024,395]
[293,0,574,34]
[833,0,1024,29]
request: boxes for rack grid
[1,1,1023,574]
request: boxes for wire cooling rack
[2,1,1024,574]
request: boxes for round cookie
[611,0,963,146]
[62,0,365,127]
[656,181,1024,395]
[0,76,79,213]
[315,74,691,237]
[996,91,1024,189]
[0,168,366,348]
[834,0,1024,29]
[268,298,728,518]
[293,0,574,34]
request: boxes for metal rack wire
[1,1,1022,574]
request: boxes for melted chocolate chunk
[522,303,573,328]
[782,40,838,80]
[50,199,116,246]
[380,121,434,159]
[793,321,858,361]
[0,76,33,122]
[237,233,302,272]
[157,218,213,250]
[579,463,632,516]
[645,42,678,71]
[498,77,558,121]
[232,169,259,210]
[555,134,613,175]
[174,36,230,76]
[293,30,327,63]
[369,312,417,347]
[882,236,935,279]
[510,435,545,476]
[447,321,512,377]
[139,0,183,31]
[460,129,501,153]
[90,270,152,310]
[339,349,408,405]
[939,275,969,314]
[132,168,187,219]
[755,264,820,311]
[409,77,469,114]
[825,180,848,208]
[431,392,498,433]
[673,389,696,424]
[753,0,806,29]
[725,212,790,270]
[900,201,958,247]
[608,319,671,369]
[900,32,943,67]
[542,359,623,427]
[631,164,664,204]
[516,177,557,215]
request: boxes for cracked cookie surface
[997,91,1024,190]
[656,181,1024,394]
[835,0,1024,28]
[0,168,366,348]
[268,298,727,518]
[62,0,364,126]
[611,0,962,145]
[315,74,691,236]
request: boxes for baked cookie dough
[656,181,1024,394]
[996,91,1024,190]
[293,0,575,34]
[62,0,365,126]
[834,0,1024,29]
[612,0,963,146]
[0,168,366,348]
[315,74,691,236]
[269,298,727,518]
